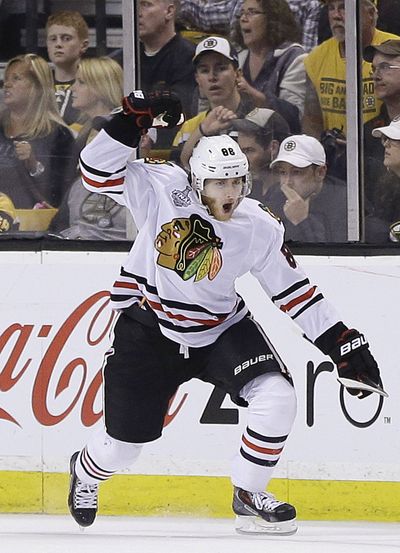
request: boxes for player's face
[46,25,88,67]
[276,162,321,200]
[371,53,400,101]
[71,70,98,113]
[138,0,172,41]
[201,178,244,221]
[382,136,400,176]
[3,62,35,110]
[195,53,238,107]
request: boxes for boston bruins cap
[270,135,326,168]
[193,36,239,66]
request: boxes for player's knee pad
[240,372,297,435]
[87,426,143,472]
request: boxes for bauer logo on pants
[234,354,274,376]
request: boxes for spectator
[179,0,322,53]
[231,107,290,203]
[0,54,74,211]
[363,40,400,159]
[232,0,306,133]
[179,0,242,35]
[46,11,89,133]
[370,118,400,242]
[268,133,388,243]
[268,134,348,242]
[50,57,132,241]
[303,0,399,140]
[139,0,196,147]
[174,36,255,167]
[360,40,400,206]
[319,0,400,44]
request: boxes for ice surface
[0,515,399,553]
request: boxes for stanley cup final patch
[171,185,193,207]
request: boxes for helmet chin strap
[198,190,206,205]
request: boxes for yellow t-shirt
[172,111,207,147]
[304,29,400,133]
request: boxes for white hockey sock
[75,427,143,485]
[231,372,297,493]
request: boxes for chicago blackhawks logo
[155,214,223,281]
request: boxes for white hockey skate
[68,451,98,528]
[232,487,297,535]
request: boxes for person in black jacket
[269,134,347,242]
[269,133,389,243]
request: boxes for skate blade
[235,515,298,536]
[337,377,388,398]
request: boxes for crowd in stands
[0,0,399,245]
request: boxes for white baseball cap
[193,36,239,66]
[372,117,400,140]
[270,135,326,168]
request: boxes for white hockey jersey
[80,129,341,348]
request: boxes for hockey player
[68,90,386,535]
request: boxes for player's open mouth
[223,203,233,213]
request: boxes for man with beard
[232,108,290,204]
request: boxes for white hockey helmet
[189,135,252,197]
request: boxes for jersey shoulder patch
[144,157,174,166]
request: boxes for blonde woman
[0,54,75,208]
[51,56,134,240]
[72,56,124,150]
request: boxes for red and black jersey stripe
[111,267,247,334]
[271,278,324,320]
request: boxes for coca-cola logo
[0,291,188,429]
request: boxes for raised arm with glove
[314,322,387,399]
[104,90,184,148]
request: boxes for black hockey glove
[329,328,386,399]
[122,89,184,129]
[103,90,184,147]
